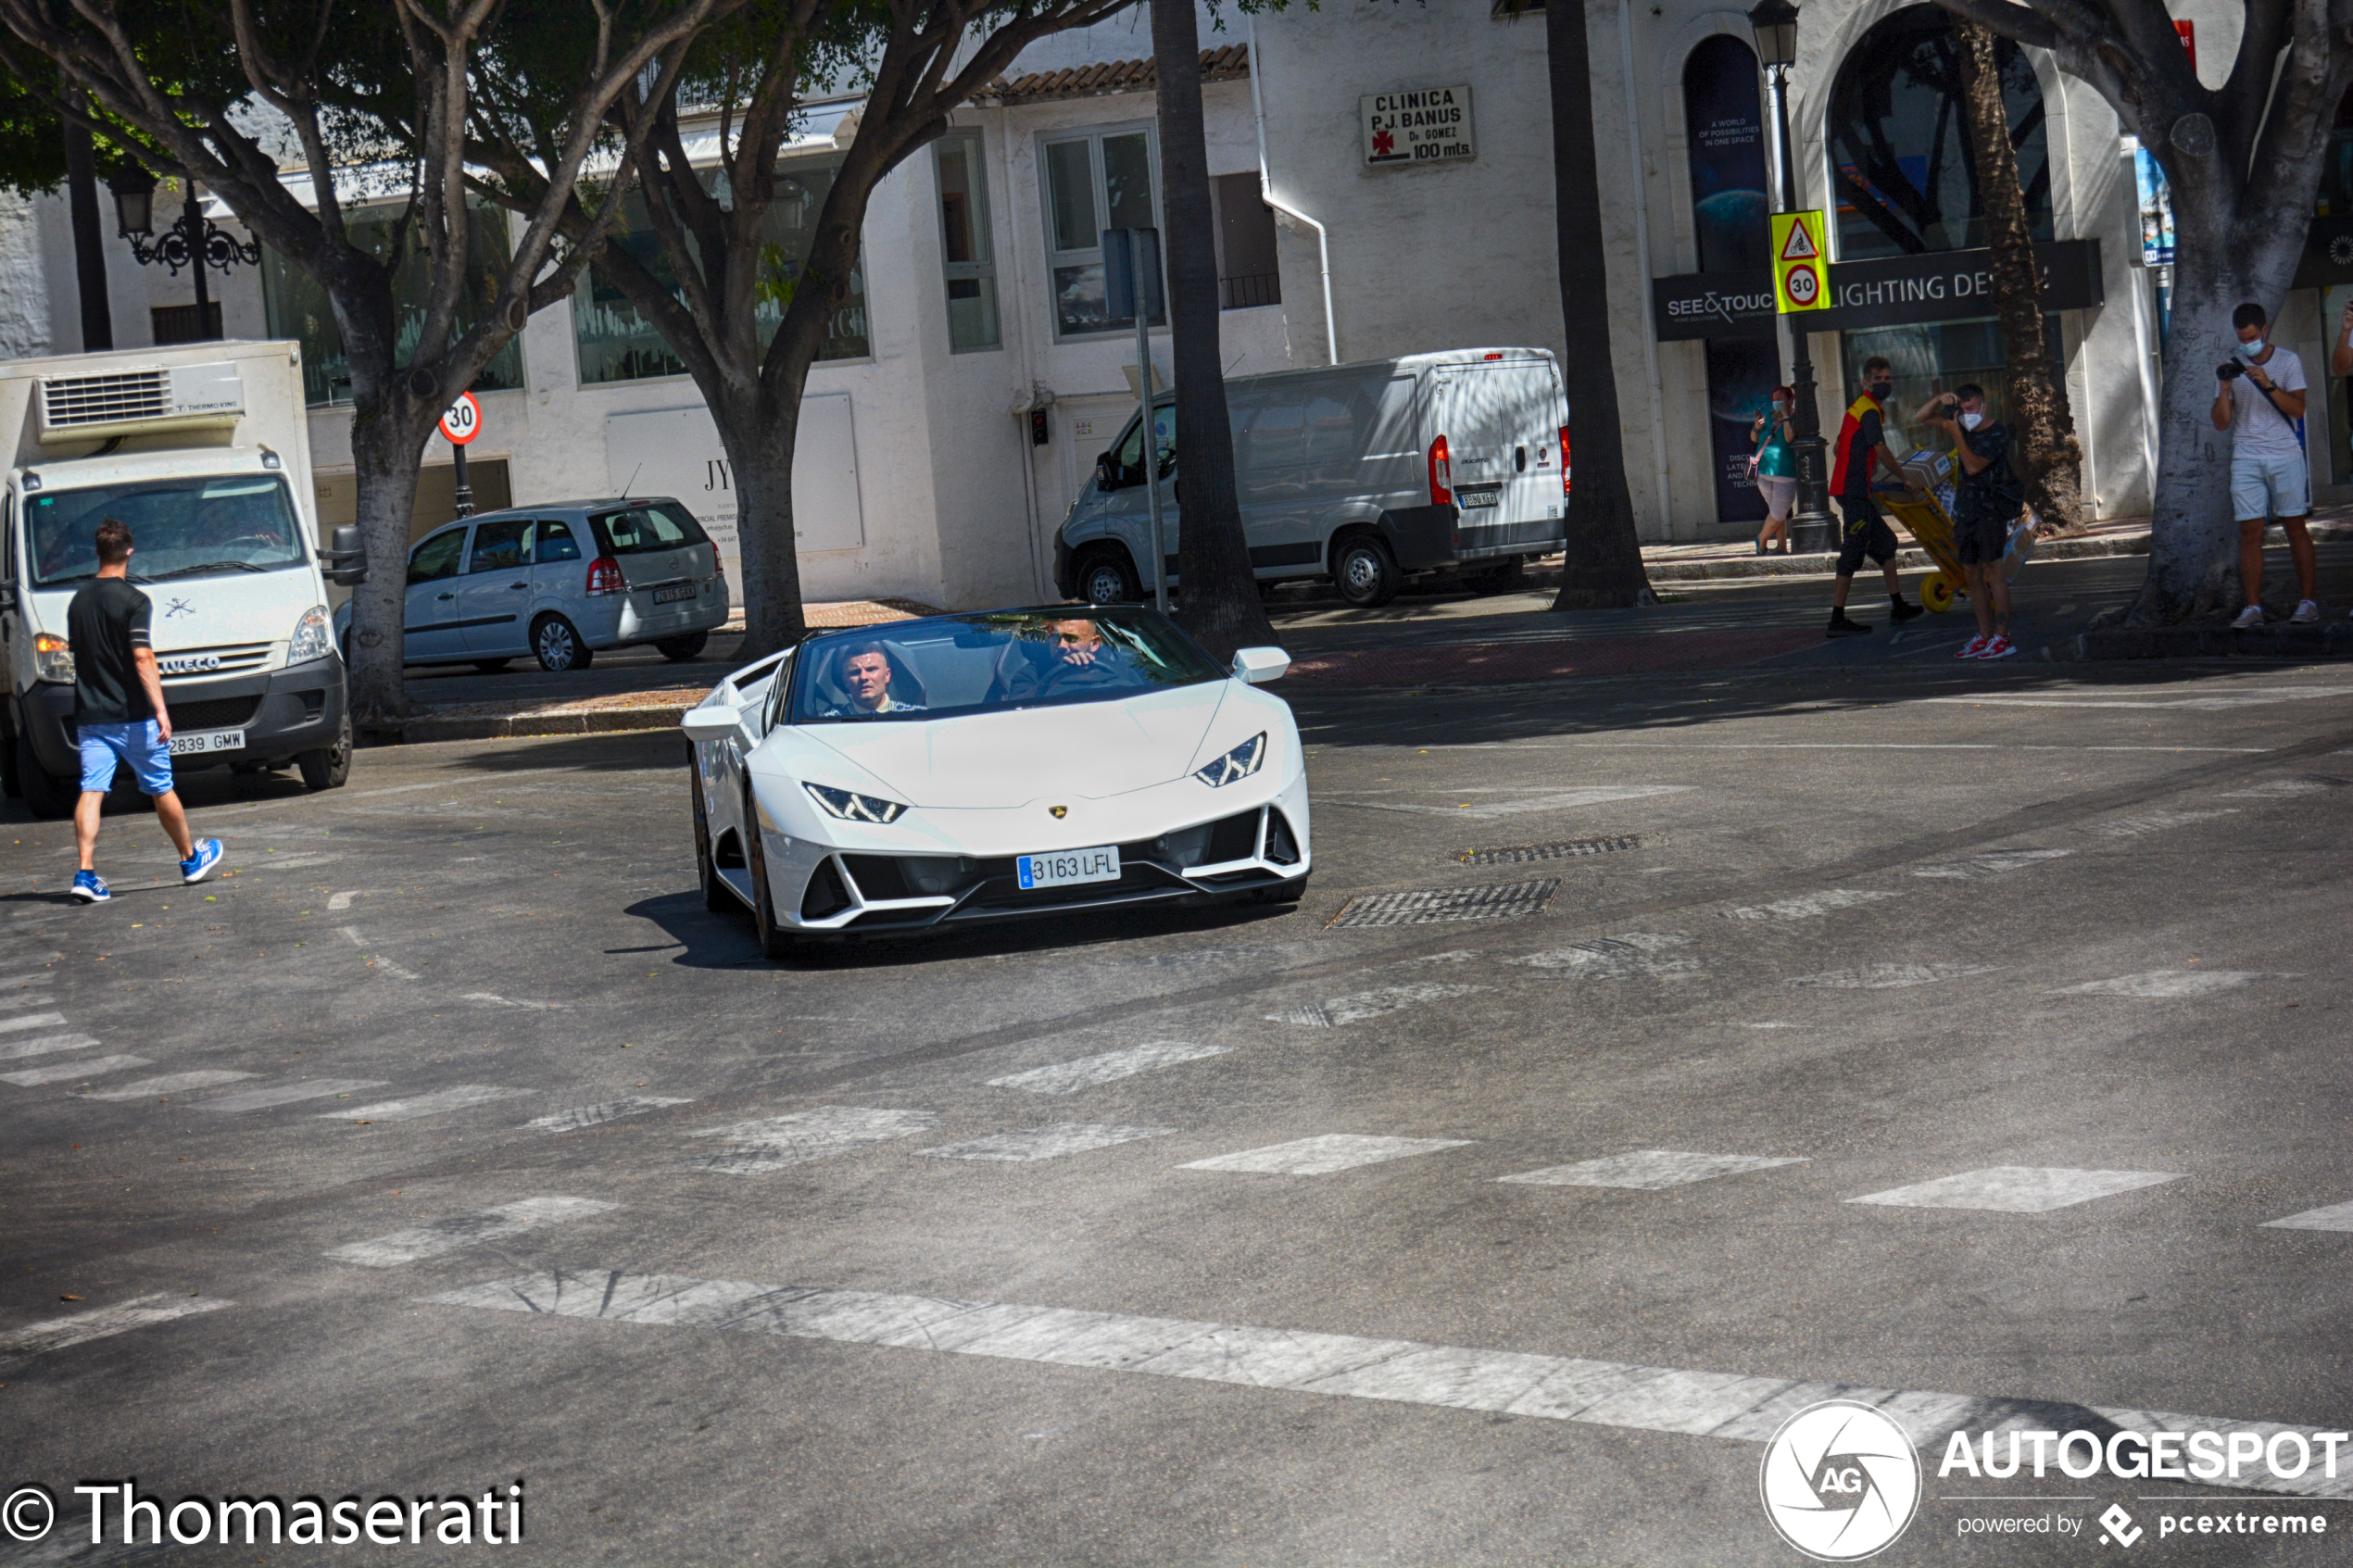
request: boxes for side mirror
[680,703,742,743]
[1231,646,1290,684]
[321,523,369,586]
[1095,451,1117,489]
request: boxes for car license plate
[1016,846,1120,890]
[653,582,697,604]
[168,728,243,757]
[1457,486,1502,508]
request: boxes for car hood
[800,683,1232,808]
[31,570,318,654]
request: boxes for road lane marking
[1180,1135,1474,1176]
[324,1085,535,1122]
[1848,1167,2184,1212]
[0,994,54,1011]
[0,1034,102,1061]
[1921,688,2353,710]
[683,1106,939,1174]
[0,1294,231,1372]
[527,1096,695,1133]
[2057,971,2277,998]
[1722,889,1896,921]
[2101,809,2238,837]
[0,1010,69,1035]
[1498,1151,1808,1190]
[2263,1202,2353,1233]
[326,1197,619,1267]
[1912,849,2073,879]
[79,1070,257,1100]
[0,1054,151,1086]
[2222,777,2341,797]
[1512,933,1697,979]
[195,1078,390,1112]
[461,993,569,1010]
[915,1124,1175,1162]
[328,890,359,910]
[338,925,422,980]
[419,1272,2353,1498]
[1264,983,1484,1028]
[988,1042,1232,1095]
[1786,964,2003,990]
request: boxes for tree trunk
[1151,0,1272,660]
[62,122,110,352]
[726,390,811,659]
[1545,0,1654,611]
[1950,18,2083,533]
[2137,245,2258,620]
[344,398,434,732]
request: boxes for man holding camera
[2212,301,2317,627]
[1920,385,2024,659]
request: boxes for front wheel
[744,793,801,960]
[532,613,593,671]
[296,718,353,791]
[655,631,710,662]
[1332,535,1402,608]
[14,730,75,820]
[691,762,733,914]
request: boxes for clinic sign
[1362,84,1475,167]
[1650,239,2105,341]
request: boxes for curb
[2058,622,2353,661]
[1642,532,2151,583]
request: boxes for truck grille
[157,643,272,678]
[169,696,261,730]
[41,370,168,429]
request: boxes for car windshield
[26,474,308,587]
[788,608,1225,724]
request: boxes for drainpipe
[1249,18,1339,365]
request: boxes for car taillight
[1559,425,1573,496]
[1428,434,1452,507]
[585,556,624,595]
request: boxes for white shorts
[2232,448,2309,521]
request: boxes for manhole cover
[1456,835,1642,866]
[1327,880,1558,928]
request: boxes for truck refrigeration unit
[0,340,367,818]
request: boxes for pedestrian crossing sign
[1772,211,1829,314]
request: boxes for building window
[935,132,1001,352]
[573,156,871,386]
[1826,5,2050,261]
[1213,173,1281,310]
[1683,35,1770,275]
[1039,126,1164,339]
[258,201,524,408]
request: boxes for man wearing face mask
[1825,357,1926,637]
[2213,301,2318,627]
[1923,385,2025,658]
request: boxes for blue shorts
[77,720,175,796]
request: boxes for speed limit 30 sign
[439,391,483,445]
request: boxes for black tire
[472,659,512,673]
[744,790,799,960]
[0,717,19,800]
[655,632,711,662]
[532,613,593,671]
[691,763,733,914]
[1332,534,1402,608]
[296,718,352,791]
[1252,874,1310,906]
[15,729,75,820]
[1463,557,1527,596]
[1076,548,1142,605]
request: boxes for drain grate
[1455,835,1642,867]
[1327,880,1558,928]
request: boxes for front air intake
[37,362,245,443]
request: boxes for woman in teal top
[1750,385,1797,555]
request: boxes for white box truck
[0,339,368,818]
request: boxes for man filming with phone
[2214,301,2317,627]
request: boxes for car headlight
[287,604,332,664]
[1194,732,1266,787]
[805,783,909,823]
[32,632,72,684]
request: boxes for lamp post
[108,166,260,342]
[1748,0,1834,554]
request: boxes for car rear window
[592,501,709,555]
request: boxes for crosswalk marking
[2057,970,2271,998]
[915,1123,1174,1162]
[81,1070,257,1101]
[527,1096,695,1133]
[2101,808,2238,838]
[1180,1135,1474,1176]
[988,1041,1231,1095]
[1848,1166,2183,1213]
[2262,1201,2353,1233]
[195,1078,390,1112]
[684,1106,939,1174]
[1512,933,1696,979]
[0,1010,69,1035]
[1721,889,1895,922]
[1786,963,2001,989]
[0,994,54,1010]
[0,1053,151,1086]
[0,1294,230,1373]
[2221,777,2337,798]
[421,1271,2353,1498]
[322,1085,534,1122]
[1498,1150,1807,1190]
[326,1197,619,1267]
[0,1033,102,1061]
[1912,849,2072,879]
[1263,983,1483,1028]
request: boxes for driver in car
[823,642,925,717]
[1004,617,1139,699]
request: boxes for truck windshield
[25,475,308,588]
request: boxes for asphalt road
[3,584,2351,1564]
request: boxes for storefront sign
[1361,85,1474,168]
[1651,239,2104,341]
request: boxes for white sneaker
[2232,605,2265,629]
[2291,599,2321,623]
[1957,636,1988,659]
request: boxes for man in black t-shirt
[1924,384,2026,659]
[65,518,222,903]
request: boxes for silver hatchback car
[334,497,730,671]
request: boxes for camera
[2218,361,2246,381]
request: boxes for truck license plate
[1456,487,1502,508]
[169,728,244,757]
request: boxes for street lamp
[1747,0,1835,554]
[108,164,260,343]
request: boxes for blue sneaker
[71,871,110,903]
[181,838,223,885]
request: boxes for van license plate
[1456,487,1502,508]
[169,729,244,757]
[653,583,697,604]
[1016,847,1120,890]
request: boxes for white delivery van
[0,340,368,819]
[1054,347,1569,609]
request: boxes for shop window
[573,157,870,385]
[1683,35,1770,275]
[1214,173,1282,310]
[935,132,1001,352]
[1840,316,2061,454]
[1826,6,2050,261]
[1039,126,1164,339]
[259,201,523,408]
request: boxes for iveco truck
[0,339,367,819]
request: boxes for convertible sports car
[682,606,1311,956]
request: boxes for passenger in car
[824,642,927,716]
